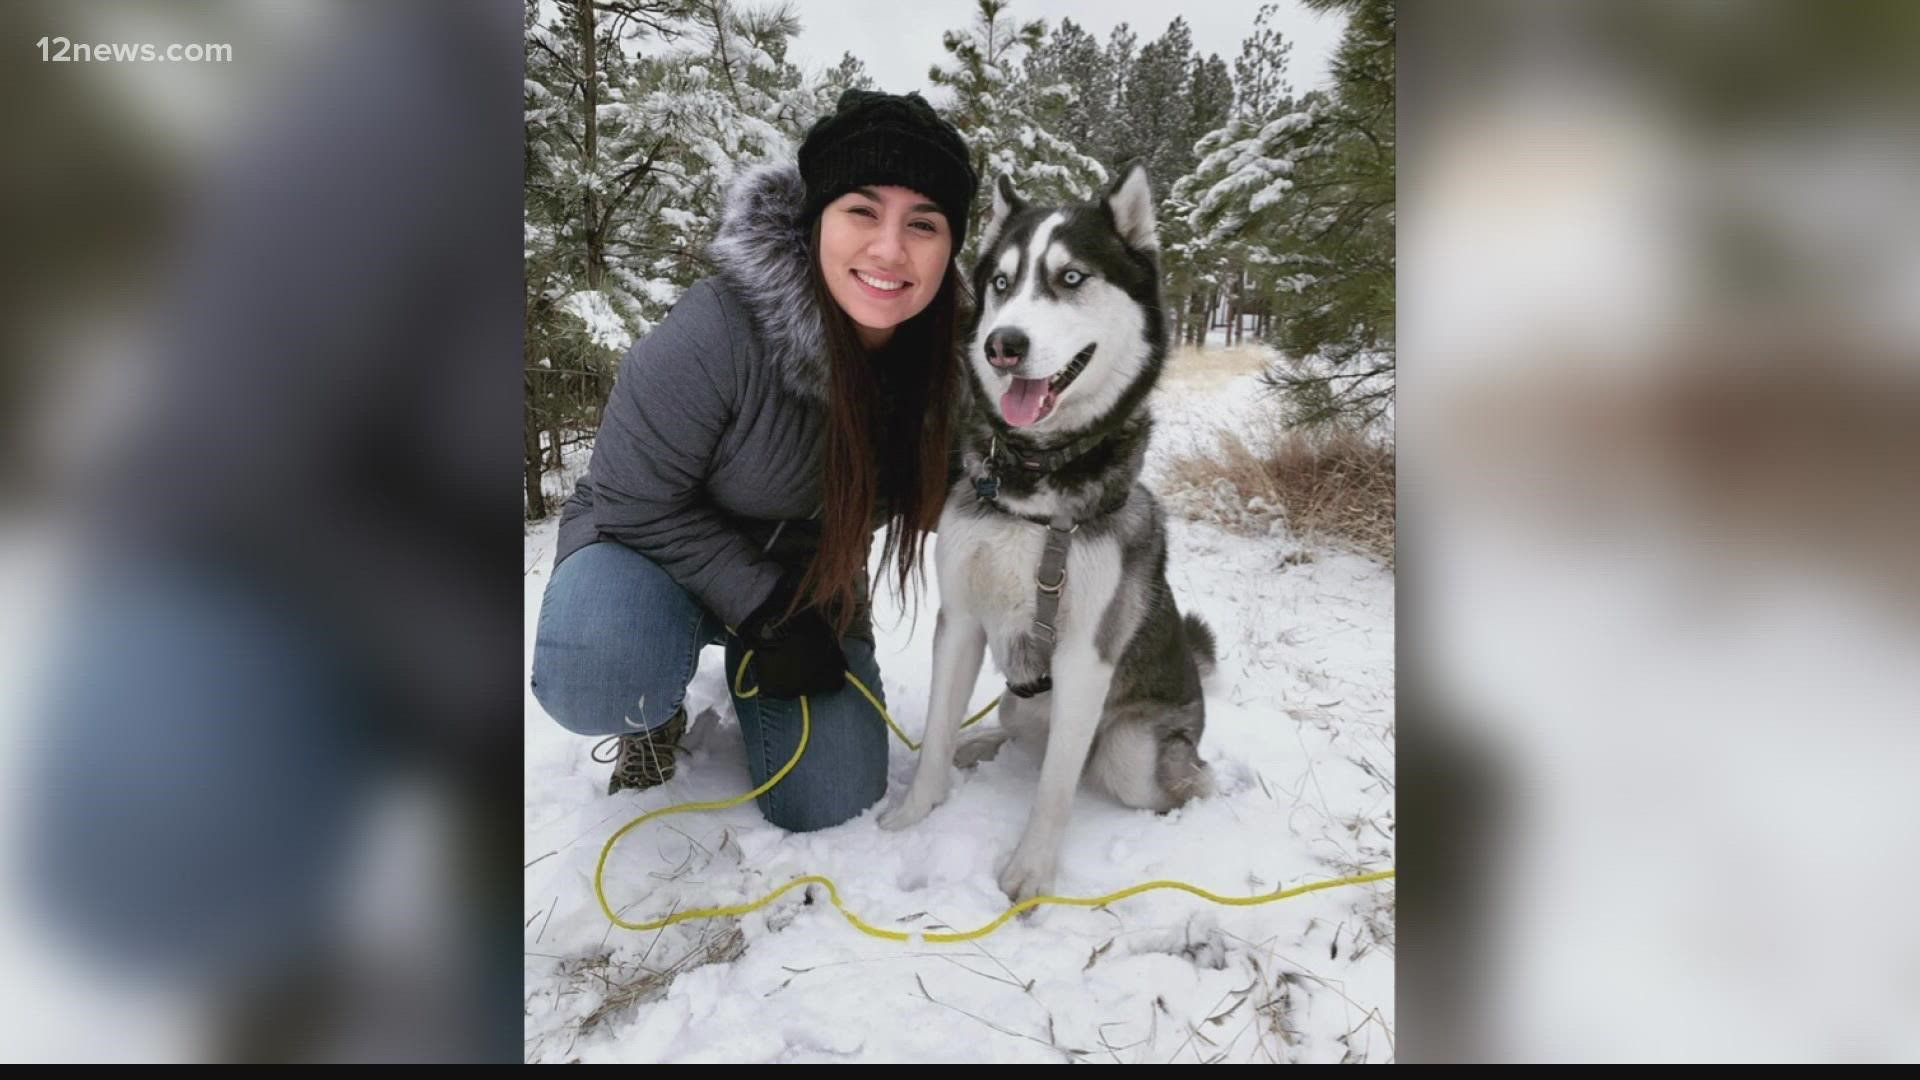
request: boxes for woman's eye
[911,220,937,235]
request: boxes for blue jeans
[24,565,369,991]
[531,542,888,833]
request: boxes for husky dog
[879,163,1217,904]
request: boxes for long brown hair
[794,219,961,635]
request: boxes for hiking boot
[591,707,687,795]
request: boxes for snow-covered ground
[523,350,1395,1063]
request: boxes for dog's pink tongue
[1000,376,1051,428]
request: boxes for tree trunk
[577,0,604,291]
[524,396,548,521]
[1234,269,1250,345]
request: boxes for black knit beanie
[798,89,978,251]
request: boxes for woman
[532,90,976,832]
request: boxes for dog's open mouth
[1000,344,1095,428]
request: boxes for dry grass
[566,919,748,1038]
[1160,344,1275,392]
[1163,419,1395,565]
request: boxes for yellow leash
[591,653,1395,940]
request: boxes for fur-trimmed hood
[707,163,830,403]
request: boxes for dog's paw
[953,730,1009,770]
[996,844,1059,905]
[878,780,948,831]
[877,800,929,831]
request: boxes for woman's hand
[739,572,849,699]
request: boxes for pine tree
[1260,0,1395,429]
[1115,18,1196,198]
[524,0,687,515]
[1159,50,1234,347]
[1173,4,1313,354]
[1232,1,1294,121]
[1170,0,1393,432]
[1186,53,1235,173]
[1021,18,1107,158]
[1097,23,1138,169]
[927,0,1107,259]
[819,51,875,104]
[522,0,836,516]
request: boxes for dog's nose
[985,328,1028,370]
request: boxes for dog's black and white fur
[879,164,1217,903]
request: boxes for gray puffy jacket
[555,163,911,641]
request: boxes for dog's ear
[982,174,1026,252]
[1105,161,1157,253]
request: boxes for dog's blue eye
[1062,270,1086,287]
[992,273,1008,293]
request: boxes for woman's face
[818,185,953,349]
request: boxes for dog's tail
[1182,613,1218,678]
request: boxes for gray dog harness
[1005,514,1077,698]
[970,434,1120,699]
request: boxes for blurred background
[1399,0,1920,1063]
[0,0,522,1062]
